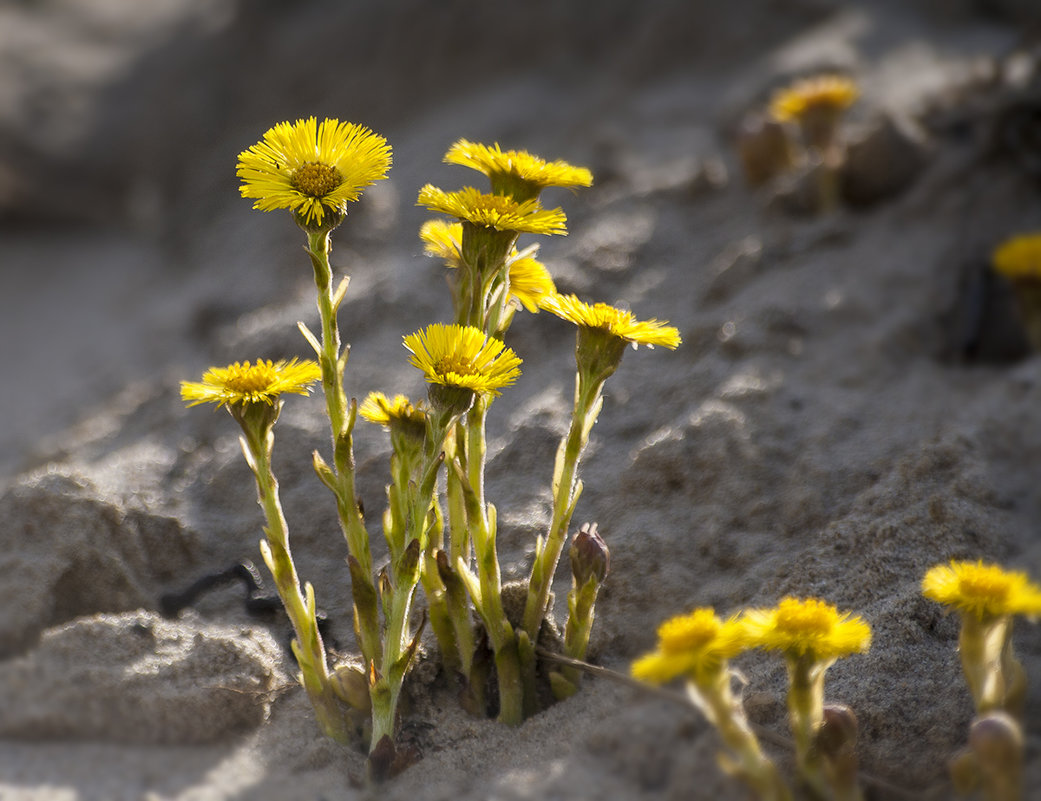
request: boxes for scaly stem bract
[240,418,352,744]
[304,228,381,671]
[786,655,832,801]
[460,396,523,724]
[368,407,456,755]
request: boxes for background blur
[0,0,1036,479]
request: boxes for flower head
[539,293,681,349]
[992,234,1041,282]
[420,219,556,312]
[769,75,859,124]
[181,359,322,410]
[923,560,1041,621]
[403,323,522,398]
[417,185,567,236]
[444,139,592,202]
[632,608,750,685]
[743,597,871,663]
[237,117,391,229]
[359,392,427,428]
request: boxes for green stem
[458,399,522,723]
[692,669,792,801]
[522,370,604,638]
[241,422,352,744]
[787,656,831,801]
[368,409,457,752]
[305,229,381,671]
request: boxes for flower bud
[569,522,610,587]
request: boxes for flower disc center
[225,364,277,394]
[435,355,479,378]
[292,161,343,197]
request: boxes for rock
[0,472,199,657]
[842,112,931,206]
[0,611,280,744]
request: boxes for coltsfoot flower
[417,185,567,235]
[359,391,428,444]
[539,293,682,350]
[181,359,322,409]
[632,608,750,684]
[420,219,556,312]
[743,597,872,662]
[992,234,1041,281]
[923,560,1041,622]
[444,139,592,202]
[769,75,859,125]
[237,117,391,229]
[403,323,522,399]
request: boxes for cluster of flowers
[182,118,679,777]
[633,560,1041,801]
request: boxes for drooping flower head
[923,560,1041,622]
[420,219,556,313]
[743,597,872,663]
[632,608,750,685]
[417,185,567,236]
[769,75,859,125]
[992,234,1041,282]
[237,117,391,230]
[540,294,682,349]
[359,392,427,428]
[181,359,322,410]
[540,293,681,383]
[444,139,593,202]
[404,323,522,404]
[360,391,428,451]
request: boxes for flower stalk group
[182,117,680,775]
[923,559,1041,801]
[633,597,871,801]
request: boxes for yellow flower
[992,234,1041,281]
[403,323,522,398]
[237,117,391,228]
[359,392,427,428]
[420,219,465,268]
[420,219,556,312]
[769,75,859,124]
[743,597,871,662]
[923,560,1041,621]
[632,608,749,685]
[417,185,567,236]
[181,359,322,409]
[507,254,556,312]
[444,139,592,201]
[539,293,682,349]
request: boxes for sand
[2,1,1040,799]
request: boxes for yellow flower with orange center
[417,185,567,235]
[181,359,322,409]
[539,293,681,349]
[742,597,871,662]
[632,608,750,685]
[444,139,592,201]
[403,323,522,398]
[237,117,391,228]
[923,560,1041,621]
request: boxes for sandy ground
[3,1,1041,799]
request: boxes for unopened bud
[570,522,610,586]
[969,711,1023,775]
